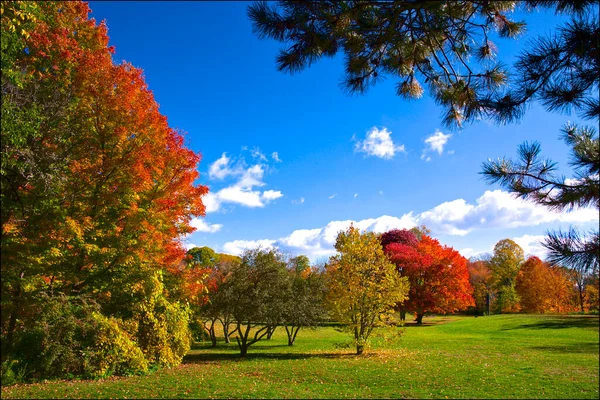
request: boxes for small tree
[489,239,524,313]
[282,256,327,346]
[228,248,288,356]
[326,226,409,355]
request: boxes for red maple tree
[382,229,474,324]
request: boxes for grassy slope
[2,314,598,399]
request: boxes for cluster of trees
[1,2,208,381]
[467,239,599,315]
[192,226,477,356]
[188,247,327,356]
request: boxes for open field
[2,314,598,399]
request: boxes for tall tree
[382,229,474,324]
[1,1,208,376]
[326,226,409,355]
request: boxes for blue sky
[89,1,598,262]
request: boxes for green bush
[133,274,192,367]
[10,294,149,381]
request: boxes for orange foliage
[515,257,577,313]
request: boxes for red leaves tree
[382,229,474,324]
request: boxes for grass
[2,314,598,399]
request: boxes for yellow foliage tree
[325,226,409,355]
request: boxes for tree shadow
[183,351,355,364]
[501,315,599,331]
[530,342,599,355]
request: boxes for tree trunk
[222,319,230,343]
[400,309,406,321]
[266,325,276,340]
[285,325,300,346]
[205,319,217,347]
[356,344,364,355]
[415,313,425,325]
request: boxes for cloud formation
[354,127,405,159]
[189,217,223,233]
[221,190,598,260]
[422,130,452,161]
[204,151,283,213]
[272,152,282,162]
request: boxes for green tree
[228,248,289,356]
[187,246,220,268]
[282,258,327,346]
[326,226,409,355]
[489,239,524,313]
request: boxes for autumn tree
[326,226,409,355]
[1,1,208,377]
[382,229,474,324]
[467,258,494,315]
[489,239,524,313]
[515,256,576,313]
[282,256,327,346]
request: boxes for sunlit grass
[2,314,598,399]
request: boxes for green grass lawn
[2,314,598,399]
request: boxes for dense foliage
[1,1,208,380]
[382,229,474,324]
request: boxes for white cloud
[272,152,282,162]
[222,239,278,255]
[354,193,358,198]
[250,147,268,162]
[328,193,337,199]
[512,234,548,259]
[184,242,199,250]
[190,217,223,233]
[354,127,405,159]
[379,190,384,196]
[417,190,599,236]
[422,130,452,160]
[220,190,598,261]
[262,190,283,201]
[209,153,240,180]
[204,152,283,213]
[292,197,305,205]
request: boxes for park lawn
[1,314,598,399]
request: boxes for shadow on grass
[183,351,355,364]
[190,342,290,351]
[502,315,599,331]
[530,341,600,355]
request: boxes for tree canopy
[326,226,409,354]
